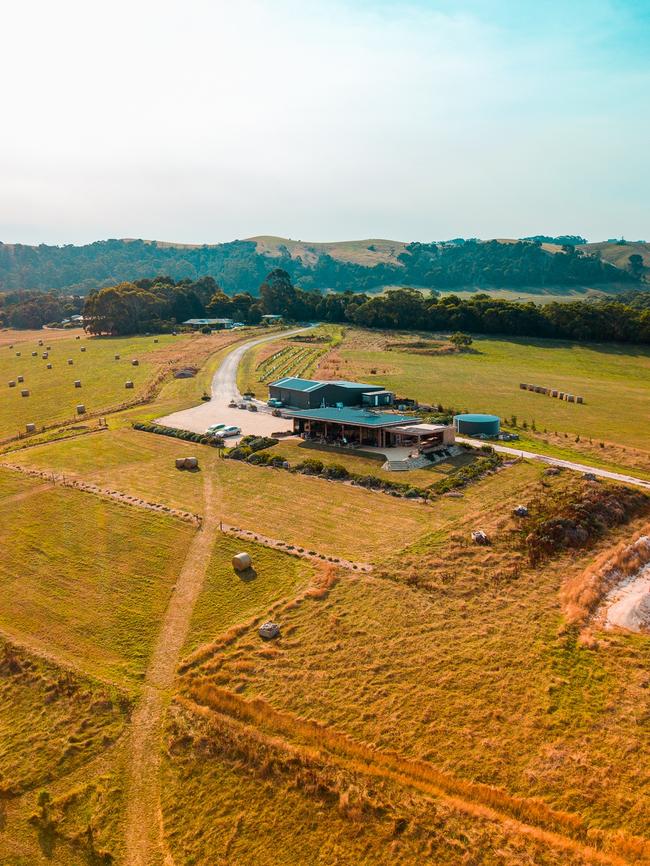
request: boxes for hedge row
[133,421,224,447]
[241,448,503,500]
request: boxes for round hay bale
[154,338,159,343]
[175,458,187,470]
[8,381,16,388]
[75,335,80,340]
[42,352,48,359]
[9,344,13,348]
[67,359,74,365]
[38,340,43,346]
[114,354,121,360]
[46,363,52,369]
[131,359,139,366]
[184,456,199,470]
[17,375,24,383]
[15,351,21,357]
[576,396,584,404]
[80,346,86,352]
[46,346,51,350]
[21,389,30,397]
[74,380,81,388]
[232,552,252,572]
[125,380,134,389]
[26,423,36,433]
[76,404,86,414]
[31,351,37,357]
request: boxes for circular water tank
[453,413,500,437]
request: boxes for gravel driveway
[155,327,312,440]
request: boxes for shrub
[226,445,252,461]
[132,421,224,447]
[238,435,279,453]
[322,463,350,480]
[247,451,272,465]
[295,458,324,475]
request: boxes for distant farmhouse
[183,318,234,330]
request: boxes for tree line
[79,269,650,345]
[0,289,83,329]
[0,235,638,296]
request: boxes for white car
[221,426,241,437]
[205,423,226,434]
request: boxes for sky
[1,0,649,246]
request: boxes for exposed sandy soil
[603,565,650,633]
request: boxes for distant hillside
[0,235,639,296]
[248,236,406,266]
[579,240,650,276]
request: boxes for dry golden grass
[183,477,650,845]
[161,699,603,866]
[0,465,195,686]
[6,428,443,562]
[0,639,130,864]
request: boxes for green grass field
[271,438,477,487]
[6,429,442,562]
[322,330,650,457]
[0,468,194,686]
[4,317,650,865]
[186,535,314,653]
[0,332,188,439]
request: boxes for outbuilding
[269,376,392,410]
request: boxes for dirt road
[456,436,650,490]
[124,474,221,866]
[156,326,312,437]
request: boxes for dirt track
[124,473,221,866]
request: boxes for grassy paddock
[197,498,650,840]
[161,701,586,866]
[0,468,194,686]
[0,329,255,441]
[185,535,315,653]
[5,428,467,562]
[318,329,650,458]
[271,438,478,487]
[0,332,188,439]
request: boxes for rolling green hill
[0,235,641,297]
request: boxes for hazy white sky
[2,0,649,245]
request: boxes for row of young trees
[80,269,650,345]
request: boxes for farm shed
[269,377,391,410]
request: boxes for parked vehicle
[267,398,283,408]
[221,426,241,437]
[205,423,226,434]
[247,404,258,412]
